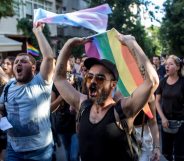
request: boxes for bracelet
[153,145,160,149]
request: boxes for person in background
[0,56,15,161]
[134,96,160,161]
[155,55,184,161]
[79,55,88,78]
[0,70,8,95]
[0,56,15,94]
[179,56,184,76]
[182,56,184,65]
[53,33,159,161]
[0,56,3,66]
[51,84,79,161]
[51,59,79,161]
[160,53,168,66]
[152,55,167,125]
[1,56,15,79]
[152,55,166,80]
[0,24,55,161]
[72,57,82,91]
[80,65,87,79]
[69,56,75,72]
[74,57,81,74]
[0,74,7,161]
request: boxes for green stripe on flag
[95,33,130,96]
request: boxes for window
[13,0,21,17]
[26,2,33,15]
[45,1,52,11]
[56,4,62,14]
[34,3,44,9]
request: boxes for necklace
[96,108,100,114]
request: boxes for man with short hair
[0,24,55,161]
[54,34,159,161]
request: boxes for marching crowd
[0,24,184,161]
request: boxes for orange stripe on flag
[143,104,153,119]
[121,45,143,86]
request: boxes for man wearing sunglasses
[54,34,159,161]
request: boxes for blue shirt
[0,73,53,152]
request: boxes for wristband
[153,145,160,149]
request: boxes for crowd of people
[0,24,184,161]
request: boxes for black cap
[84,57,119,81]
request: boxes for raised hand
[116,33,136,46]
[33,22,45,33]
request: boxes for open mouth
[89,83,98,97]
[17,67,22,74]
[90,91,97,97]
[2,67,7,71]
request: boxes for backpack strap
[114,100,128,129]
[77,99,93,123]
[4,82,12,102]
[2,81,13,116]
[115,100,126,120]
[114,100,138,159]
[76,99,93,133]
[141,113,145,139]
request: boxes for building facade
[0,0,91,59]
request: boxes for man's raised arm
[33,24,55,83]
[118,34,159,117]
[54,38,87,111]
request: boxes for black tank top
[78,101,130,161]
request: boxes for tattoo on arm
[131,48,138,62]
[139,65,146,79]
[131,48,136,56]
[132,48,143,74]
[131,48,146,79]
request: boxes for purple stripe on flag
[85,41,100,59]
[34,4,112,33]
[93,37,104,58]
[77,3,112,14]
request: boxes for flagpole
[86,30,109,40]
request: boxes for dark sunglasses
[85,73,113,84]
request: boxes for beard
[15,70,34,84]
[96,87,111,106]
[87,83,111,106]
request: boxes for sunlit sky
[141,0,166,27]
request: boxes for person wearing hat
[54,34,159,161]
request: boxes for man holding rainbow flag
[53,29,159,161]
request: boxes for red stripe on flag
[121,45,143,86]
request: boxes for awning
[0,35,22,52]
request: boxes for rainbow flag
[85,28,153,118]
[27,44,40,57]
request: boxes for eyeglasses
[85,73,113,84]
